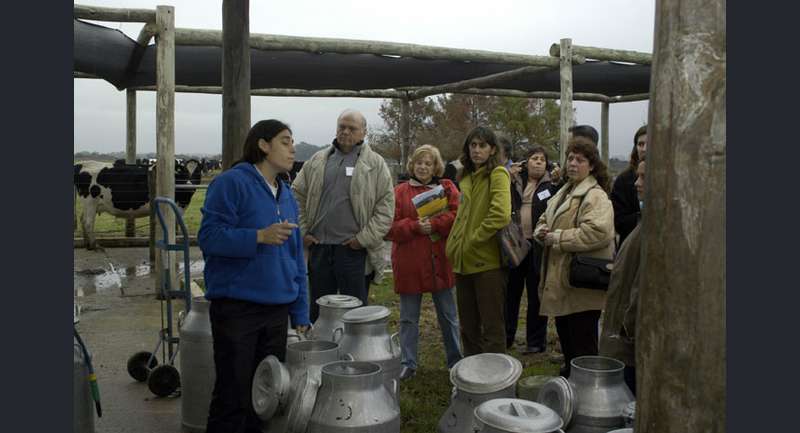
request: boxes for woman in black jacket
[505,145,560,353]
[611,125,647,247]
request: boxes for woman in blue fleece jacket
[199,119,310,433]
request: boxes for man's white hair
[338,109,367,130]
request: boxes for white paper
[537,189,551,200]
[345,166,354,176]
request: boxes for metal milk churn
[537,356,634,433]
[179,296,215,433]
[311,294,362,342]
[473,398,564,433]
[335,305,401,400]
[73,334,95,433]
[306,361,401,433]
[438,353,523,433]
[253,340,343,433]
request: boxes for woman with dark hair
[199,119,310,433]
[445,126,512,355]
[611,125,647,246]
[505,145,559,354]
[534,136,615,377]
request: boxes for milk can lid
[450,353,523,394]
[536,376,575,428]
[474,398,563,433]
[316,294,363,308]
[606,429,634,433]
[341,305,390,323]
[251,355,291,421]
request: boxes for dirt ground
[74,246,205,433]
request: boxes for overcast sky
[74,0,654,159]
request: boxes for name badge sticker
[537,189,552,200]
[345,166,354,176]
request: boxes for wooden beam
[609,93,650,103]
[408,66,553,100]
[601,102,609,166]
[155,5,177,294]
[636,0,726,432]
[130,85,404,98]
[73,71,100,79]
[221,0,251,171]
[125,89,137,238]
[175,28,585,67]
[399,98,411,173]
[74,4,156,23]
[558,38,574,166]
[550,43,652,65]
[454,88,610,102]
[137,22,158,46]
[74,236,198,249]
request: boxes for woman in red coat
[386,145,463,380]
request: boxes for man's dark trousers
[308,244,368,322]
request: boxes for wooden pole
[558,38,573,166]
[221,0,251,170]
[125,89,137,238]
[74,3,156,23]
[148,168,156,263]
[408,66,553,100]
[137,22,158,46]
[549,43,652,65]
[637,0,726,432]
[601,101,609,166]
[175,28,584,67]
[131,85,404,99]
[155,5,177,294]
[399,97,411,173]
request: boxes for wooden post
[125,89,137,238]
[558,38,573,166]
[155,5,177,294]
[601,101,609,166]
[221,0,251,170]
[148,167,156,263]
[637,0,726,432]
[399,97,411,174]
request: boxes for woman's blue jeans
[399,288,462,370]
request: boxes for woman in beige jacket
[534,136,615,377]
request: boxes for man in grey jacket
[292,109,395,322]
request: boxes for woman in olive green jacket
[446,126,511,356]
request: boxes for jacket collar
[551,175,599,222]
[408,176,441,187]
[235,162,284,200]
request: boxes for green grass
[367,278,562,433]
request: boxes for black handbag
[567,189,614,291]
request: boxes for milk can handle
[341,353,355,361]
[389,332,401,357]
[391,379,398,398]
[332,327,344,344]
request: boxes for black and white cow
[74,159,202,249]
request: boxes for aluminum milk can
[537,356,634,433]
[473,398,564,433]
[311,294,363,342]
[335,306,401,399]
[73,335,95,433]
[438,353,523,433]
[179,296,215,433]
[306,361,401,433]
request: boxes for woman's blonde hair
[406,144,445,177]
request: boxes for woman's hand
[535,225,550,242]
[257,221,298,245]
[418,217,433,235]
[544,232,558,246]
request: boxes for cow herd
[73,159,203,250]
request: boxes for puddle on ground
[74,260,205,297]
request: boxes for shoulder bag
[568,188,614,290]
[496,168,531,268]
